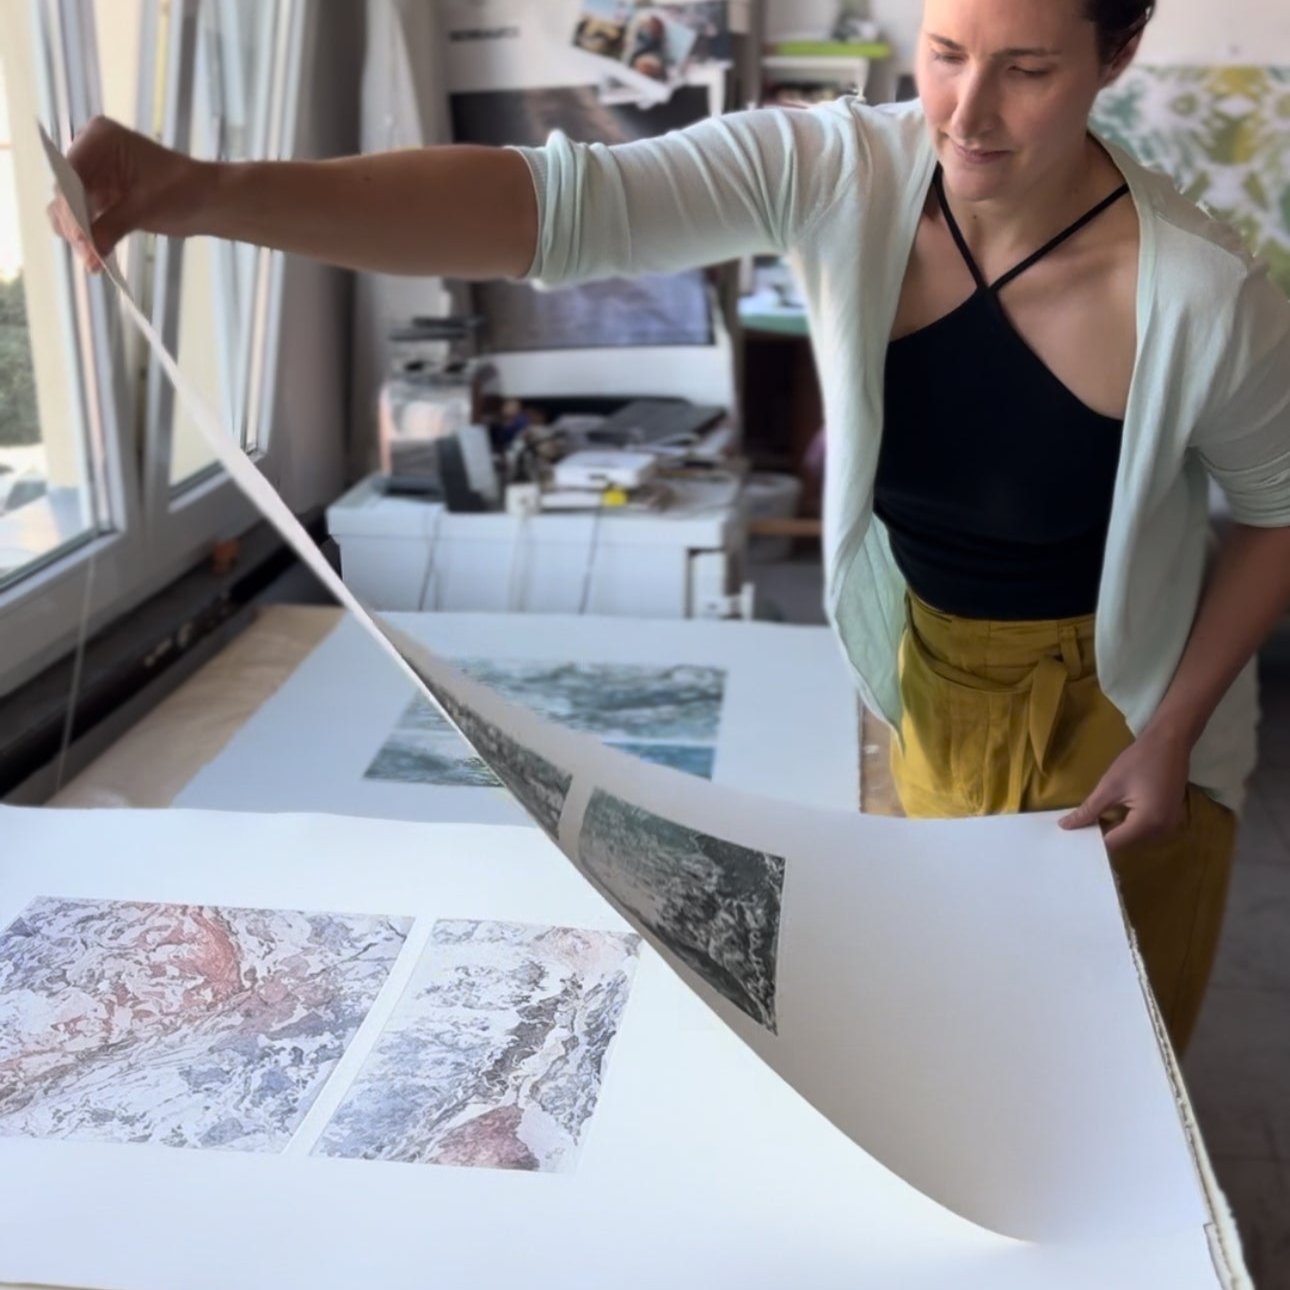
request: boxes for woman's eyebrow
[927,32,1061,58]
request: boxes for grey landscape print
[366,659,725,790]
[0,897,410,1151]
[316,919,640,1171]
[579,790,785,1032]
[431,685,573,837]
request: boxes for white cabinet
[327,475,749,619]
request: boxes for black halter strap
[932,165,1132,294]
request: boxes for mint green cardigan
[514,98,1290,812]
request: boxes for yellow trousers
[890,592,1237,1053]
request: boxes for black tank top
[874,166,1131,621]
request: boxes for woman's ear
[1100,29,1144,89]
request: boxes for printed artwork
[366,694,497,788]
[316,920,639,1172]
[0,897,410,1151]
[449,85,716,354]
[1093,66,1290,293]
[430,685,574,839]
[579,790,785,1031]
[366,659,725,792]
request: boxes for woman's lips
[952,141,1011,165]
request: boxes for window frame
[0,0,147,696]
[0,0,309,697]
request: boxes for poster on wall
[448,83,717,353]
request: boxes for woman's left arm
[1063,260,1290,853]
[1061,523,1290,852]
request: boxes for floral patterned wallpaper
[1093,66,1290,294]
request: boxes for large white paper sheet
[38,128,1244,1281]
[0,807,1224,1290]
[174,613,862,822]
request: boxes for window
[0,15,107,593]
[0,0,307,698]
[169,0,292,487]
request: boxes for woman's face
[917,0,1118,202]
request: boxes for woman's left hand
[1058,726,1191,854]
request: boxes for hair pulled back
[1087,0,1155,63]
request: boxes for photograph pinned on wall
[572,1,733,103]
[579,789,785,1031]
[315,920,640,1172]
[365,659,725,790]
[0,897,410,1152]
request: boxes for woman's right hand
[47,116,213,273]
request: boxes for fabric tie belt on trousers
[905,614,1089,776]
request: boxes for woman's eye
[933,53,964,66]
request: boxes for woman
[52,0,1290,1052]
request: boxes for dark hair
[1086,0,1155,63]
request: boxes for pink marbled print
[0,897,410,1151]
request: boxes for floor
[1186,673,1290,1288]
[753,551,1290,1288]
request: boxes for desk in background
[327,474,749,619]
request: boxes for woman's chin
[941,153,1017,200]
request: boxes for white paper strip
[37,125,1234,1270]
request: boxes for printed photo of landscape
[315,919,639,1172]
[366,659,725,793]
[0,897,410,1151]
[579,790,785,1031]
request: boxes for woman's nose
[950,69,1000,143]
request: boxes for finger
[1105,799,1185,854]
[90,203,135,260]
[47,194,96,267]
[1059,782,1120,830]
[1102,810,1163,855]
[47,195,75,241]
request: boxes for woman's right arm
[51,115,538,280]
[53,103,858,286]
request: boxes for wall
[348,0,453,481]
[1139,3,1290,63]
[273,0,366,513]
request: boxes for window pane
[169,0,283,490]
[168,233,230,486]
[0,37,101,587]
[95,0,153,283]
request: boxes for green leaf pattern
[1093,66,1290,294]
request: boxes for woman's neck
[937,135,1121,267]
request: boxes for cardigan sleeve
[508,101,861,286]
[1191,262,1290,527]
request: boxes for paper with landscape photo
[0,807,1230,1290]
[37,126,1240,1277]
[174,612,862,822]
